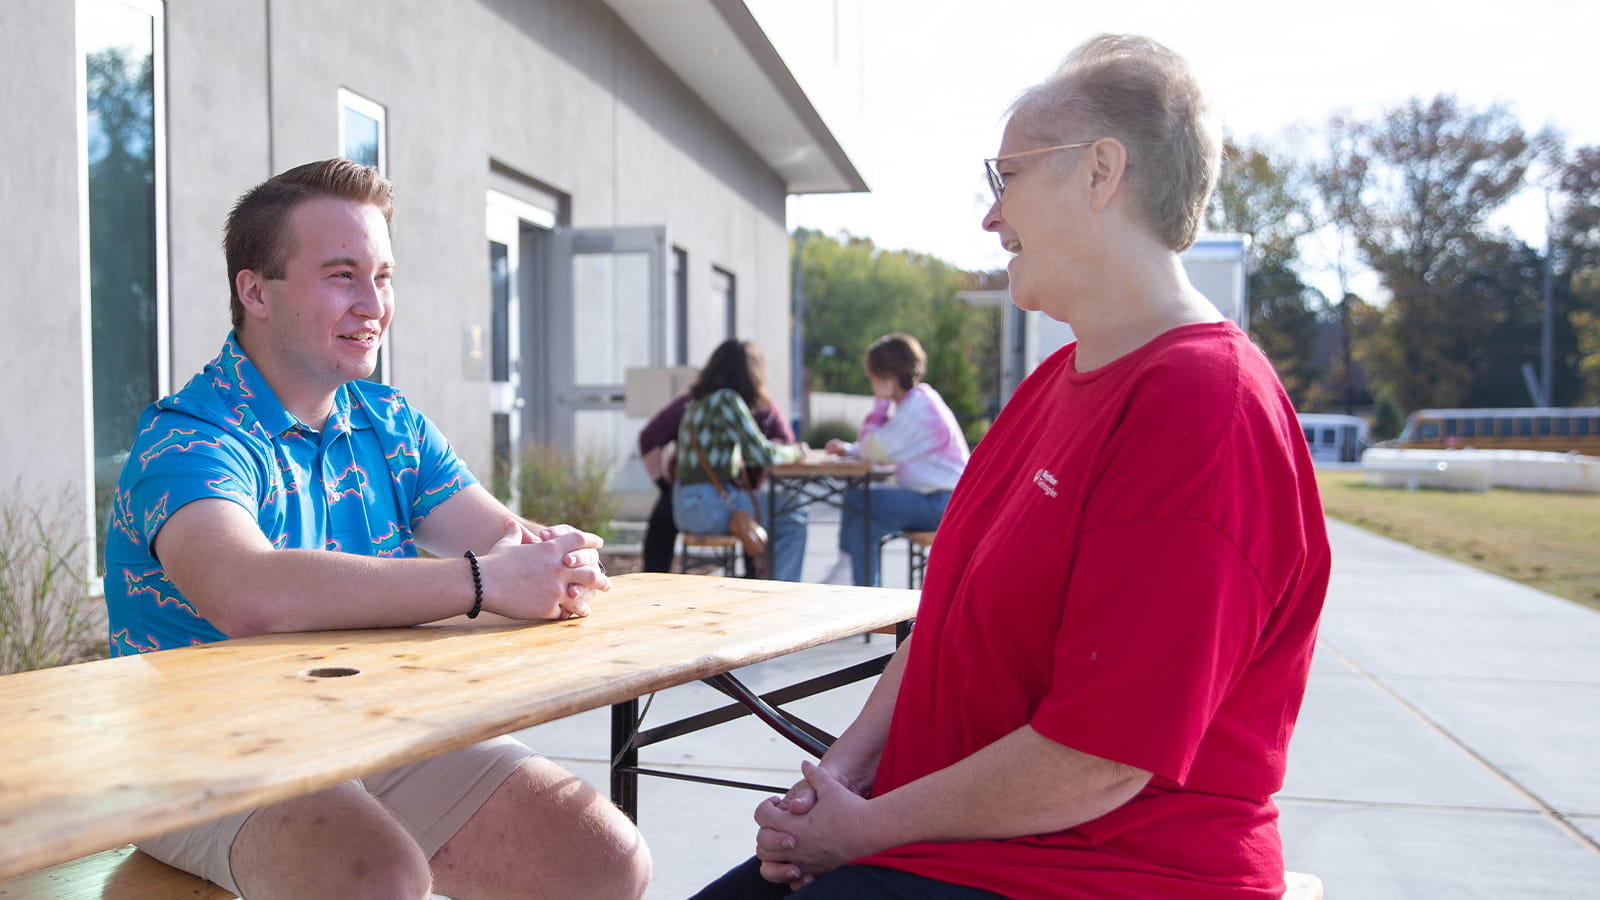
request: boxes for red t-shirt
[858,322,1330,899]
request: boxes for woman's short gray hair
[1011,34,1219,251]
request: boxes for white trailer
[976,233,1252,400]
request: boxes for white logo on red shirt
[1032,468,1058,498]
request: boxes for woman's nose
[981,197,1003,232]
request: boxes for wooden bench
[0,844,231,898]
[1284,869,1324,899]
[1,848,1323,899]
[876,528,936,590]
[902,530,935,588]
[679,532,742,576]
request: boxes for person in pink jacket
[822,333,969,586]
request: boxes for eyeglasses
[984,141,1097,204]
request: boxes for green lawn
[1315,469,1600,612]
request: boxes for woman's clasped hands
[754,761,877,889]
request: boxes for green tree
[923,293,983,437]
[1370,385,1406,441]
[1553,143,1600,404]
[1206,137,1323,408]
[1554,144,1600,272]
[1251,265,1324,408]
[796,230,985,422]
[962,269,1011,418]
[1442,236,1550,407]
[1311,116,1377,413]
[1322,96,1537,410]
[1570,303,1600,404]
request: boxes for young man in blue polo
[104,158,650,899]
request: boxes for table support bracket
[609,652,895,820]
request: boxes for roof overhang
[602,0,868,196]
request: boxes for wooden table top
[0,574,917,879]
[770,453,892,477]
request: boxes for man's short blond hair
[224,158,394,331]
[1011,34,1219,251]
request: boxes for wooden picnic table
[0,573,917,881]
[768,452,894,582]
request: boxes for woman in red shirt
[693,33,1329,900]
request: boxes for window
[1443,418,1458,436]
[1420,421,1440,440]
[1517,417,1533,436]
[1577,418,1592,437]
[82,0,166,567]
[338,89,389,381]
[1497,417,1513,437]
[1556,417,1570,436]
[672,247,688,365]
[712,266,736,338]
[1461,419,1477,437]
[488,239,512,492]
[338,89,386,171]
[1320,427,1336,446]
[1302,427,1314,445]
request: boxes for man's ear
[235,269,271,321]
[1086,138,1129,211]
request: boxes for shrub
[509,444,620,541]
[1,488,98,674]
[1371,386,1406,442]
[803,419,858,448]
[962,417,991,448]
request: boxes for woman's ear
[1086,138,1129,211]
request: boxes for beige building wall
[3,0,859,558]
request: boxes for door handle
[556,392,627,405]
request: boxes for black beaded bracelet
[464,549,484,619]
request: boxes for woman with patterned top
[672,340,809,581]
[640,342,797,573]
[821,333,969,586]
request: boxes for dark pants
[689,857,1008,900]
[643,485,679,573]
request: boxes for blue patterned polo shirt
[103,333,475,655]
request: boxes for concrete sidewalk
[1279,519,1600,898]
[514,511,1600,899]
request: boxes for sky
[750,0,1600,301]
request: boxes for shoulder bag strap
[689,403,768,515]
[686,422,733,503]
[733,459,763,513]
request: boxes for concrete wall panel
[1,0,91,517]
[10,0,802,541]
[165,0,273,378]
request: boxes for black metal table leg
[611,698,640,821]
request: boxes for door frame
[486,190,556,493]
[543,225,668,461]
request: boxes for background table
[0,574,917,880]
[768,453,892,583]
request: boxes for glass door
[546,226,667,493]
[486,192,555,498]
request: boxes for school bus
[1393,408,1600,455]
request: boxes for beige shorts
[137,735,536,895]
